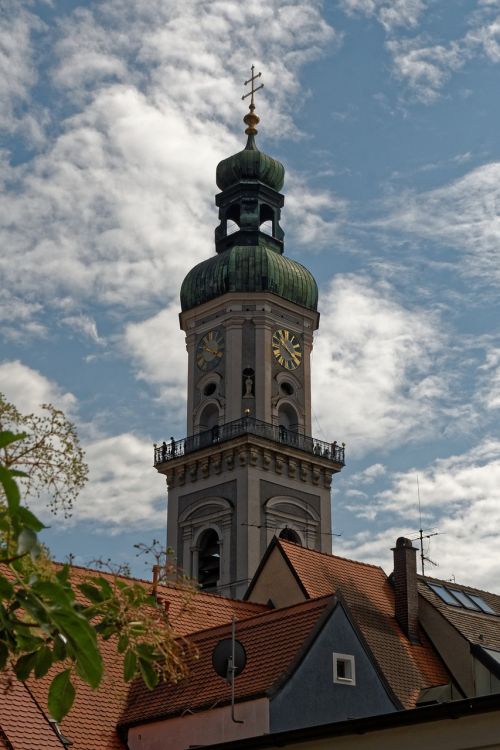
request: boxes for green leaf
[17,527,38,555]
[118,634,129,654]
[136,642,155,660]
[32,580,74,607]
[56,565,70,585]
[138,657,158,690]
[123,650,137,682]
[52,634,67,662]
[17,507,45,532]
[94,577,113,599]
[0,431,26,449]
[0,642,8,671]
[0,464,20,514]
[17,590,49,624]
[49,610,103,689]
[48,670,75,722]
[14,651,38,680]
[34,646,53,679]
[78,583,105,604]
[0,576,14,599]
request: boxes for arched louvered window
[198,529,220,589]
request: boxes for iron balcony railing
[154,416,345,466]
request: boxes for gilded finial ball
[243,110,260,136]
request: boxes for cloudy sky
[2,0,500,591]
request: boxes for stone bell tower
[155,70,344,599]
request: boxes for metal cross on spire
[242,65,264,136]
[242,65,264,109]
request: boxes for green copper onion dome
[180,244,318,312]
[216,134,285,192]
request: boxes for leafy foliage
[0,430,193,723]
[0,394,88,516]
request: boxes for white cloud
[61,314,102,344]
[478,347,500,410]
[312,275,447,456]
[377,162,500,284]
[42,432,166,530]
[339,439,500,591]
[0,360,76,415]
[0,3,44,140]
[285,180,348,248]
[356,463,387,483]
[339,0,426,31]
[0,0,339,335]
[465,13,500,63]
[122,305,186,410]
[386,37,466,103]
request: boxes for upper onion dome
[216,134,285,192]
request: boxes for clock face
[272,329,302,370]
[196,329,224,371]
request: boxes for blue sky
[2,0,500,590]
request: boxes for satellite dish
[212,638,247,681]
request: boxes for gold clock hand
[281,340,296,357]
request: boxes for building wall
[270,603,396,732]
[246,544,305,607]
[418,597,474,695]
[218,706,500,750]
[126,698,269,750]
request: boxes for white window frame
[333,653,356,686]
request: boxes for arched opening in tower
[279,527,302,545]
[226,204,240,235]
[278,402,299,433]
[259,203,274,236]
[197,529,220,589]
[199,402,219,432]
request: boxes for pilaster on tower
[155,71,345,599]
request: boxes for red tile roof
[0,672,64,749]
[274,540,450,708]
[120,595,334,728]
[24,564,267,750]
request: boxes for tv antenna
[410,474,439,576]
[212,617,247,724]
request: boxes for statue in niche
[242,368,255,398]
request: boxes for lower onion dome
[180,244,318,312]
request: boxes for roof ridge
[183,593,335,641]
[279,540,386,573]
[54,561,265,606]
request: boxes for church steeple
[156,70,344,599]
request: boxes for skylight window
[427,583,496,615]
[428,584,460,605]
[448,589,480,610]
[468,594,496,615]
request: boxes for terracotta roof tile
[418,575,500,649]
[24,564,267,750]
[0,672,64,749]
[277,540,450,708]
[120,595,334,728]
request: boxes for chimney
[392,537,419,643]
[152,564,161,597]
